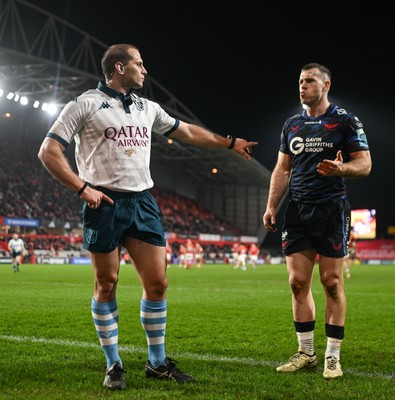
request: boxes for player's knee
[322,278,342,299]
[289,281,304,297]
[289,274,310,294]
[146,277,168,298]
[95,278,118,299]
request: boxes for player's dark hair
[101,44,139,79]
[302,63,332,81]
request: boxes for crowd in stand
[151,187,241,236]
[0,138,83,227]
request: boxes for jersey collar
[97,81,134,108]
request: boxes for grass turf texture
[0,262,394,399]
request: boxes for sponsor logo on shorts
[86,229,98,244]
[333,243,342,251]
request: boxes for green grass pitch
[0,262,394,399]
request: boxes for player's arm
[263,151,291,232]
[342,150,372,177]
[170,121,258,160]
[317,150,372,178]
[38,137,113,206]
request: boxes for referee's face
[122,49,148,90]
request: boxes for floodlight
[47,103,58,115]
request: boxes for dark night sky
[29,1,394,239]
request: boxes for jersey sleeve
[151,102,179,136]
[279,118,293,154]
[47,95,91,147]
[344,113,369,153]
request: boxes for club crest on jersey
[135,99,144,111]
[129,93,144,111]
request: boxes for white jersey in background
[8,237,24,254]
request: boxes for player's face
[299,68,327,107]
[123,49,147,90]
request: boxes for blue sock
[91,297,122,368]
[140,299,167,368]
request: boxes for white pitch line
[0,335,393,380]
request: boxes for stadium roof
[0,0,273,240]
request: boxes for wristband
[227,135,236,150]
[77,182,88,196]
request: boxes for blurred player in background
[179,242,187,268]
[248,243,260,269]
[8,233,24,272]
[234,243,248,271]
[263,63,371,379]
[185,238,195,270]
[38,43,258,390]
[231,242,239,268]
[165,240,173,268]
[194,242,204,269]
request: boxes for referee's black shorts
[82,188,166,253]
[281,198,351,258]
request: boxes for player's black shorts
[82,188,166,253]
[281,198,351,258]
[11,251,21,257]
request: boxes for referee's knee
[145,277,168,299]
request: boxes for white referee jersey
[8,238,24,253]
[48,81,179,192]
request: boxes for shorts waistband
[93,185,148,199]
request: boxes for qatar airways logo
[104,125,150,147]
[290,136,334,154]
